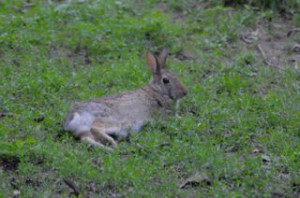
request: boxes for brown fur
[64,49,188,150]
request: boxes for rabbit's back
[64,88,166,138]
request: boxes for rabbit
[64,49,188,151]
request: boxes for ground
[0,0,299,197]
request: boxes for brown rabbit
[64,49,188,151]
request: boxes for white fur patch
[66,112,95,136]
[117,121,144,138]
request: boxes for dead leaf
[252,148,263,154]
[13,190,20,198]
[261,154,271,163]
[287,28,300,37]
[180,172,212,189]
[175,50,195,61]
[63,179,81,197]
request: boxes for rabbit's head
[147,49,188,100]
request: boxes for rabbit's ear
[159,48,168,68]
[147,51,161,81]
[147,51,157,72]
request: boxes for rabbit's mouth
[170,89,188,100]
[170,93,186,100]
[168,90,175,100]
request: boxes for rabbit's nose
[182,90,188,97]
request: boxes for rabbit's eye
[162,77,170,84]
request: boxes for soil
[241,17,300,69]
[156,1,300,69]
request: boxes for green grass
[0,0,299,197]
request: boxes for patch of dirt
[49,46,94,65]
[240,17,300,69]
[59,179,132,197]
[175,49,195,61]
[24,176,42,188]
[0,154,20,172]
[155,1,299,70]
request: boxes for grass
[0,0,299,197]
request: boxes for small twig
[257,44,281,69]
[63,179,80,197]
[257,44,268,61]
[240,35,253,44]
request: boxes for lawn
[0,0,299,197]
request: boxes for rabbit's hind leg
[80,132,113,151]
[91,121,118,148]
